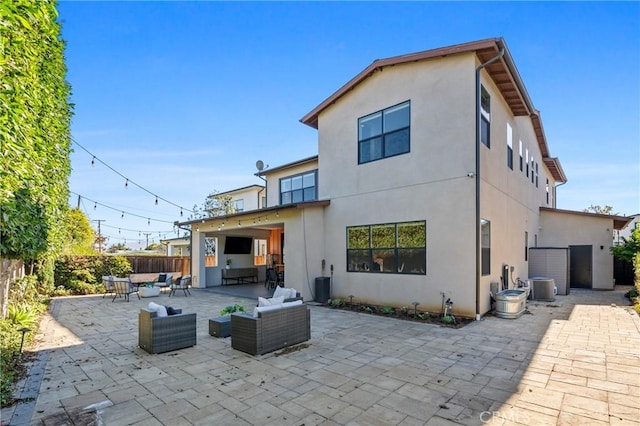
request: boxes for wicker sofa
[230,302,310,355]
[138,308,196,354]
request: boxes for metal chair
[169,275,191,297]
[102,276,115,299]
[265,268,279,289]
[112,278,140,302]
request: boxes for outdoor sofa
[138,307,196,354]
[230,301,310,355]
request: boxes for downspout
[256,173,267,208]
[475,47,504,321]
[174,221,193,278]
[552,181,567,209]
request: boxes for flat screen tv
[224,236,253,254]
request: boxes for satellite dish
[256,160,264,171]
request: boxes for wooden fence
[125,256,190,276]
[1,258,25,319]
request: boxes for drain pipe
[475,47,504,321]
[174,221,193,278]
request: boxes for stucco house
[177,37,631,319]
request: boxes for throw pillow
[158,273,167,282]
[273,286,287,299]
[165,306,177,315]
[257,296,285,307]
[147,301,167,317]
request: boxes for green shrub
[442,315,455,324]
[328,298,345,308]
[8,305,37,328]
[381,306,395,315]
[219,304,246,316]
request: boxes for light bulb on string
[155,197,158,205]
[147,218,150,225]
[121,211,124,219]
[91,156,95,167]
[180,208,183,217]
[125,179,128,188]
[93,202,97,210]
[118,228,121,234]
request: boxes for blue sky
[59,1,639,249]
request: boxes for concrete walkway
[3,286,639,425]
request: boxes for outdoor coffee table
[209,316,231,338]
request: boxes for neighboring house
[161,237,191,257]
[207,184,266,215]
[614,213,639,245]
[178,37,631,319]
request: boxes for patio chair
[112,278,140,302]
[102,275,115,298]
[265,268,280,289]
[138,308,196,354]
[169,275,191,297]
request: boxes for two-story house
[178,37,630,319]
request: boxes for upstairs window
[358,101,410,164]
[546,179,550,204]
[280,171,317,205]
[519,140,523,171]
[525,149,529,177]
[480,86,491,148]
[235,199,244,212]
[506,123,513,170]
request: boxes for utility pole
[92,220,106,253]
[142,232,152,250]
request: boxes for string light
[125,179,128,188]
[147,218,150,225]
[180,208,183,217]
[71,192,176,224]
[121,211,124,219]
[72,139,193,214]
[93,202,97,210]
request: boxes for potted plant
[226,259,232,269]
[219,304,245,316]
[139,283,160,298]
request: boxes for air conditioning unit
[528,277,556,302]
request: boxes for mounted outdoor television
[224,236,253,254]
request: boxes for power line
[70,191,176,224]
[72,138,194,216]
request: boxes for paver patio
[2,286,639,425]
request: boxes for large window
[347,221,426,274]
[358,101,410,164]
[481,219,490,275]
[480,86,491,148]
[280,171,317,205]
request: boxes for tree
[190,190,236,219]
[62,209,96,255]
[611,225,640,263]
[584,205,617,215]
[107,243,129,253]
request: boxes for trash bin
[315,277,331,303]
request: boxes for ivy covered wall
[0,0,72,279]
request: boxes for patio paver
[2,286,639,425]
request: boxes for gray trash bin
[315,277,331,303]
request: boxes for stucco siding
[317,53,477,202]
[540,211,615,290]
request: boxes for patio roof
[540,206,633,230]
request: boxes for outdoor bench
[221,267,258,285]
